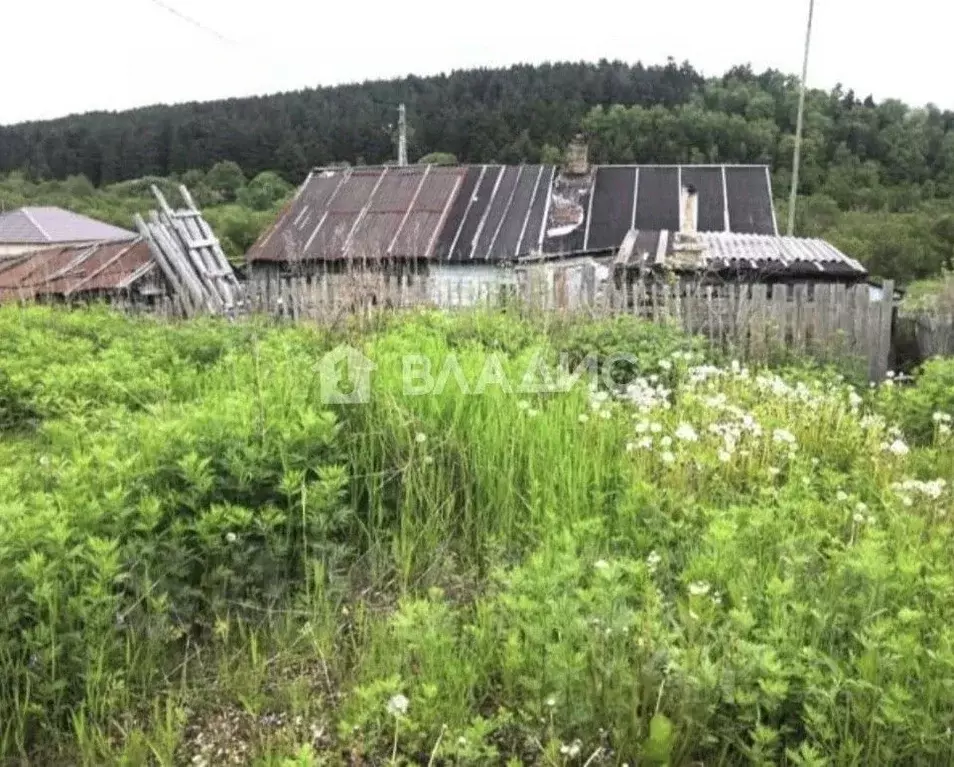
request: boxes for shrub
[875,356,954,443]
[550,314,707,384]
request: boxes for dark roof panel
[473,166,521,261]
[491,165,543,261]
[681,167,726,232]
[449,166,504,261]
[430,166,480,260]
[587,166,637,252]
[518,166,554,256]
[635,166,680,232]
[725,167,777,235]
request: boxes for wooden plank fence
[240,265,896,381]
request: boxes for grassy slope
[0,306,952,765]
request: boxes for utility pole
[397,104,408,166]
[787,0,816,236]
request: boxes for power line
[143,0,237,45]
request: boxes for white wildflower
[886,439,909,457]
[853,512,865,524]
[600,409,612,420]
[415,432,427,444]
[773,429,797,446]
[387,694,409,717]
[848,390,863,409]
[625,442,636,453]
[594,559,610,571]
[527,408,539,418]
[578,414,589,424]
[688,581,711,597]
[659,360,672,371]
[518,400,530,411]
[675,423,699,442]
[768,467,781,478]
[661,451,676,464]
[718,450,732,463]
[650,422,663,434]
[941,424,952,436]
[635,421,650,434]
[560,740,582,759]
[855,502,869,514]
[836,491,848,502]
[660,436,673,448]
[423,455,435,465]
[225,532,237,544]
[545,695,557,708]
[646,550,662,570]
[637,437,653,450]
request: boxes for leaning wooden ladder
[136,184,244,317]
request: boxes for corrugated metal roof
[0,239,157,301]
[0,207,136,245]
[608,230,866,277]
[247,163,782,266]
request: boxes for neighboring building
[0,239,165,304]
[0,207,136,259]
[245,148,867,306]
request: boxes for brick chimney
[565,134,589,175]
[671,183,705,269]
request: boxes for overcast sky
[2,0,950,126]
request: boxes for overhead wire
[142,0,237,45]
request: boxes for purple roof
[0,207,136,245]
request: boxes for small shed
[0,239,164,304]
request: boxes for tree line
[2,59,954,282]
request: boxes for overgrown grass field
[1,306,953,766]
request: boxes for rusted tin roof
[247,163,781,267]
[0,239,157,301]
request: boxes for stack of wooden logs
[135,185,244,317]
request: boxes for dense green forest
[3,59,954,283]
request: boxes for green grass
[0,305,952,765]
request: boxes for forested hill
[0,61,702,184]
[4,58,954,283]
[4,58,953,199]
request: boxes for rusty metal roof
[247,163,781,267]
[0,239,157,302]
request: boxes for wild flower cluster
[1,306,952,766]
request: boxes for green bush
[875,356,954,443]
[550,314,708,384]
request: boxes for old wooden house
[245,140,866,308]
